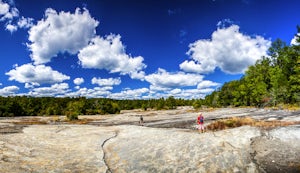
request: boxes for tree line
[0,96,193,118]
[196,27,300,108]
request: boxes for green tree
[218,81,240,106]
[289,40,300,103]
[269,66,288,105]
[65,100,86,120]
[204,91,219,107]
[244,63,269,106]
[166,96,177,109]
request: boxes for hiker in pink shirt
[197,113,205,133]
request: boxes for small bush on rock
[66,112,78,121]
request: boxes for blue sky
[0,0,299,99]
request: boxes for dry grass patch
[282,104,300,111]
[263,104,300,111]
[13,120,48,125]
[206,117,300,131]
[11,116,92,125]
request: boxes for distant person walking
[197,113,205,133]
[139,115,144,126]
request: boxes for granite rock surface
[0,108,299,172]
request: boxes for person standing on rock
[197,113,205,133]
[139,115,144,126]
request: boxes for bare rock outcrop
[0,125,117,173]
[251,125,300,173]
[104,125,261,173]
[1,108,299,172]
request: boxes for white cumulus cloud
[0,1,10,16]
[24,82,40,89]
[0,1,18,21]
[17,16,33,28]
[144,87,212,99]
[73,77,84,85]
[0,0,34,33]
[171,88,214,99]
[170,88,182,95]
[6,63,70,85]
[181,24,271,74]
[179,60,204,73]
[27,8,99,64]
[0,85,19,96]
[28,83,70,97]
[197,80,220,89]
[5,22,16,32]
[91,77,121,86]
[78,34,146,79]
[64,87,112,98]
[145,68,203,89]
[0,0,21,33]
[110,88,149,100]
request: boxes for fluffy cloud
[27,8,99,64]
[78,34,146,79]
[145,68,203,88]
[0,0,34,32]
[24,82,40,89]
[197,80,220,89]
[0,85,19,96]
[6,63,70,85]
[17,16,33,28]
[170,88,182,95]
[110,88,149,100]
[73,77,84,85]
[0,1,9,16]
[170,88,214,99]
[144,87,213,99]
[149,85,172,92]
[5,22,16,32]
[28,83,70,97]
[65,87,112,98]
[181,25,271,74]
[144,71,219,99]
[0,0,20,32]
[179,60,204,73]
[0,0,18,21]
[91,77,121,86]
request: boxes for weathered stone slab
[0,125,116,173]
[251,125,300,173]
[0,108,299,173]
[104,125,261,173]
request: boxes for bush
[66,112,78,121]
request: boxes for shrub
[66,112,78,121]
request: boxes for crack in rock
[250,136,266,173]
[55,126,70,133]
[101,130,119,173]
[249,129,275,173]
